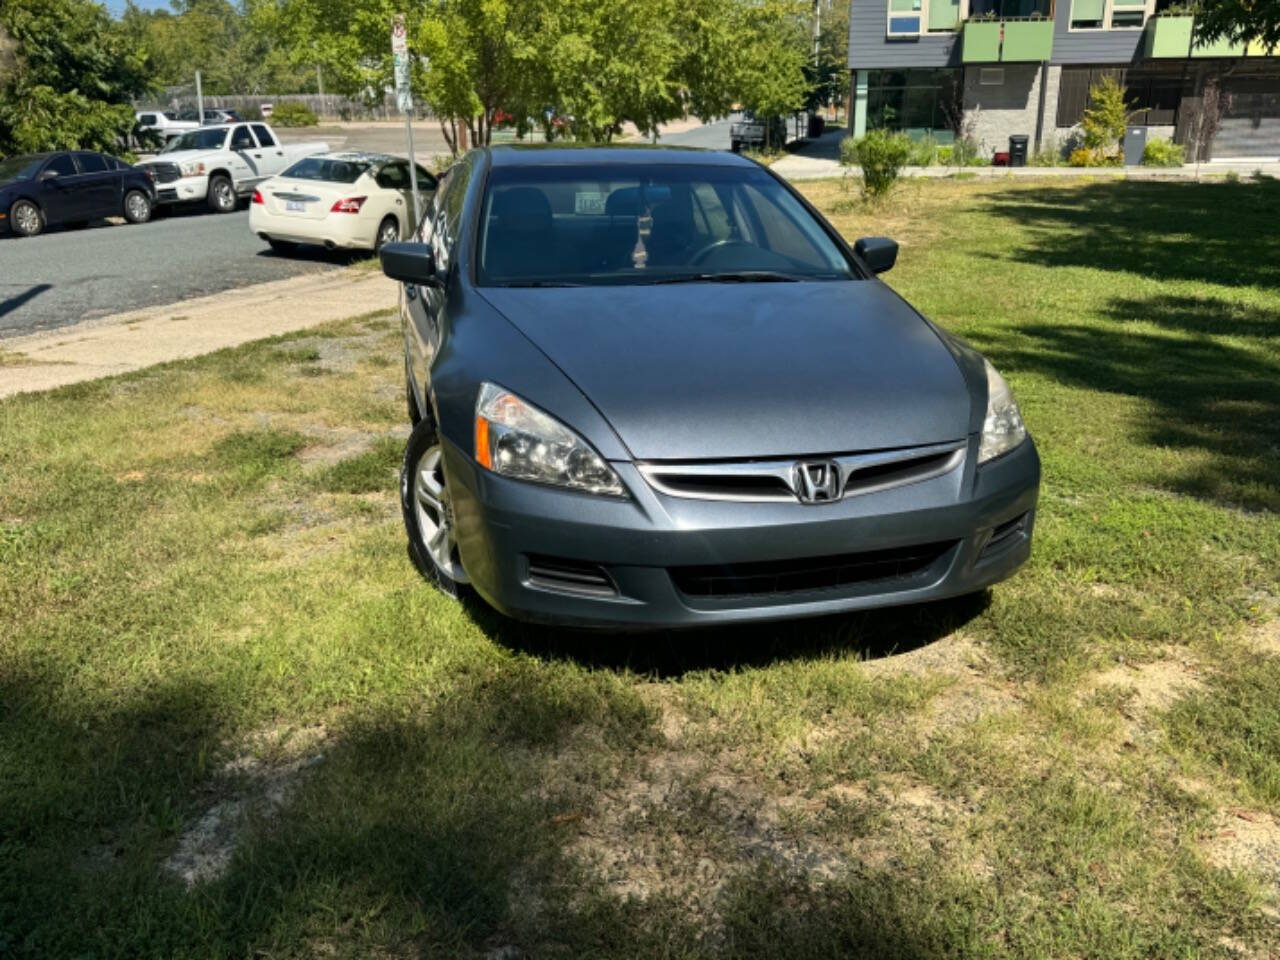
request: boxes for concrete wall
[962,63,1043,155]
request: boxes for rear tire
[10,200,43,237]
[401,414,470,599]
[375,215,400,251]
[207,175,236,214]
[123,190,152,224]
[266,238,298,255]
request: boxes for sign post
[391,14,422,237]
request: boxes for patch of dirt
[1089,653,1205,717]
[163,724,328,887]
[1242,619,1280,658]
[276,330,392,375]
[1204,807,1280,901]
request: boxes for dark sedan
[380,146,1040,628]
[0,151,156,238]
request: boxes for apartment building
[846,0,1280,159]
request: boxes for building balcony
[1143,13,1258,58]
[961,17,1054,63]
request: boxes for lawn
[2,175,1279,959]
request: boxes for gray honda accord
[380,145,1039,627]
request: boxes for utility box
[1008,134,1029,167]
[1124,125,1148,166]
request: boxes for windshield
[281,156,371,184]
[163,128,228,153]
[477,164,855,287]
[0,156,43,182]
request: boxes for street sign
[391,14,408,55]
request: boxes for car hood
[148,148,223,165]
[479,281,972,461]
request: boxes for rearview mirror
[854,236,898,275]
[380,242,439,287]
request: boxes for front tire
[10,200,43,237]
[401,415,469,598]
[207,175,236,214]
[123,190,152,224]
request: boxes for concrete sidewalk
[771,150,1280,182]
[0,269,398,399]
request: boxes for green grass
[2,179,1279,958]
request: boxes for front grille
[144,162,181,184]
[639,443,964,504]
[526,555,618,598]
[670,541,956,598]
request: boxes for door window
[251,124,276,147]
[139,114,157,126]
[231,126,256,150]
[43,155,77,178]
[76,153,109,174]
[376,163,409,190]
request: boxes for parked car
[201,108,243,124]
[134,110,200,143]
[730,111,788,152]
[250,151,437,254]
[378,146,1040,627]
[137,122,328,213]
[0,151,155,238]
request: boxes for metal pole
[196,70,204,126]
[405,112,421,238]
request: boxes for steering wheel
[689,238,754,265]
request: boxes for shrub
[1081,75,1131,159]
[239,104,264,122]
[1028,138,1063,166]
[1141,137,1185,167]
[905,134,938,166]
[1068,147,1098,167]
[936,145,954,165]
[847,129,913,197]
[839,135,860,168]
[271,101,319,127]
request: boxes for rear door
[74,152,123,218]
[250,125,288,177]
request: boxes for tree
[0,0,152,157]
[1080,74,1131,158]
[1193,0,1280,53]
[736,0,812,149]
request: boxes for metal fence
[137,88,435,122]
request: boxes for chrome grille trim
[638,442,965,504]
[272,191,322,202]
[142,162,181,184]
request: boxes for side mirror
[380,242,439,287]
[855,236,898,275]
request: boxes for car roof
[316,151,401,164]
[484,144,755,169]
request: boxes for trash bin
[1008,134,1029,167]
[807,114,825,139]
[1123,125,1148,166]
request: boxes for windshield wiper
[637,271,806,285]
[493,280,585,288]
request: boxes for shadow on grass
[0,647,992,958]
[470,590,992,678]
[981,179,1280,288]
[978,293,1280,512]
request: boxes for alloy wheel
[13,202,40,236]
[413,445,469,584]
[214,181,234,211]
[126,192,149,221]
[378,219,399,249]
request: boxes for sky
[102,0,172,15]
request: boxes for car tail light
[330,196,367,214]
[251,189,264,204]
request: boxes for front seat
[484,187,556,280]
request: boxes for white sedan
[249,152,437,254]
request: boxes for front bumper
[153,174,209,204]
[445,435,1041,628]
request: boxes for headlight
[978,359,1027,464]
[179,161,206,177]
[474,383,625,497]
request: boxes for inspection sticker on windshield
[574,191,606,215]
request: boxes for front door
[228,124,261,189]
[73,153,121,218]
[250,124,288,178]
[36,154,82,224]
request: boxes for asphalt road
[655,116,737,150]
[0,207,349,340]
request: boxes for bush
[846,129,913,198]
[839,135,860,168]
[1141,137,1185,167]
[1081,75,1131,160]
[905,134,938,166]
[936,145,953,165]
[239,104,264,122]
[271,101,318,127]
[1028,139,1063,166]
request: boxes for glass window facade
[866,69,962,139]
